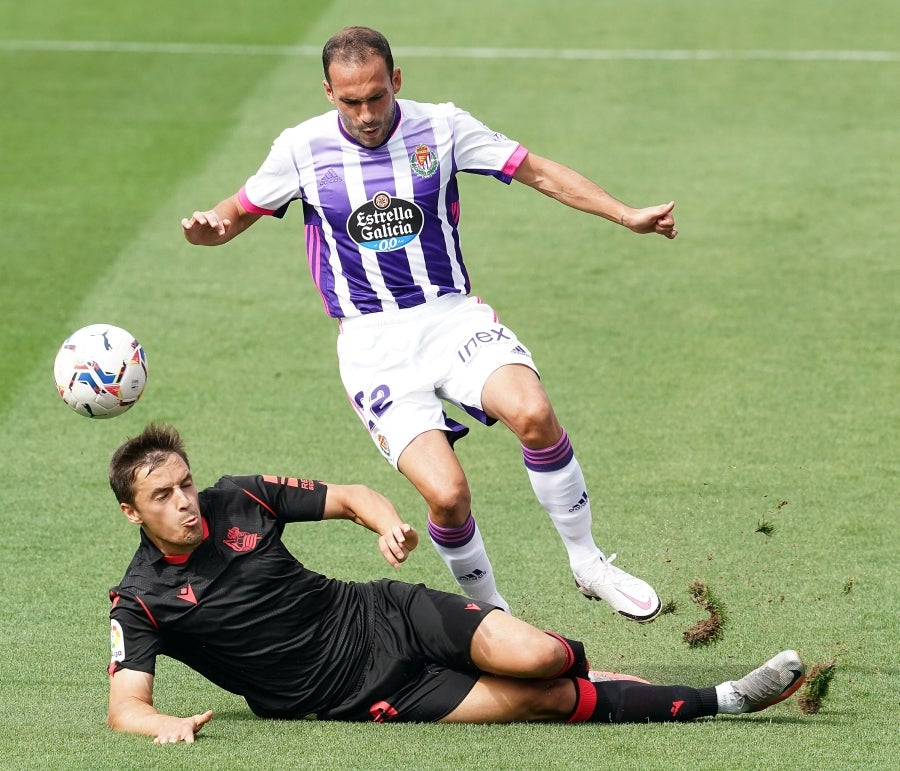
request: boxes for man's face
[324,57,402,148]
[121,453,203,556]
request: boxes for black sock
[544,632,589,679]
[568,678,719,723]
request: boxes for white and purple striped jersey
[238,99,527,318]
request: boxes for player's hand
[153,710,214,744]
[624,201,678,239]
[379,523,419,568]
[181,210,232,243]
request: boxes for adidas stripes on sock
[428,513,509,612]
[567,678,719,723]
[522,429,603,567]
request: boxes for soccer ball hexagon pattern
[54,324,148,418]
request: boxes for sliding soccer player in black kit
[106,423,805,743]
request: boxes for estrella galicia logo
[410,144,438,178]
[347,191,424,252]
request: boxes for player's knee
[423,479,471,525]
[531,634,571,678]
[522,679,576,721]
[496,386,557,446]
[511,403,558,447]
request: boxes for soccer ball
[54,324,148,418]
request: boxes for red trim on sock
[543,631,574,679]
[567,678,597,723]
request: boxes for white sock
[522,429,603,569]
[715,682,741,714]
[428,513,510,612]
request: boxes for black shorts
[318,579,500,723]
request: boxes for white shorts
[337,294,538,468]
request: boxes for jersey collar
[139,515,210,565]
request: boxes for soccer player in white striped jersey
[182,26,678,622]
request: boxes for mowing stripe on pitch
[0,39,897,62]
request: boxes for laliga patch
[409,144,438,178]
[109,619,125,662]
[347,191,423,252]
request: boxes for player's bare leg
[441,676,576,723]
[482,364,660,622]
[399,431,509,610]
[468,609,577,678]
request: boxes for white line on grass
[1,39,898,62]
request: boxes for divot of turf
[798,660,836,714]
[683,580,726,646]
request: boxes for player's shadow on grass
[640,664,791,686]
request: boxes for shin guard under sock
[522,429,603,567]
[568,678,719,723]
[427,513,509,611]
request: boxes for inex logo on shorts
[347,191,424,252]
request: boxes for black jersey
[108,475,376,718]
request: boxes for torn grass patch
[683,580,726,646]
[798,660,836,714]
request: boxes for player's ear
[120,502,142,525]
[323,78,335,104]
[392,68,402,94]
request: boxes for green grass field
[1,1,897,768]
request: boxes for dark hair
[322,26,394,83]
[109,423,190,505]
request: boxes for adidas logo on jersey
[319,168,343,186]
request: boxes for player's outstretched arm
[322,483,420,567]
[108,668,213,743]
[181,193,261,246]
[512,152,677,239]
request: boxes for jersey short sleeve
[108,591,160,676]
[239,126,305,214]
[448,105,527,182]
[239,113,335,215]
[211,475,328,523]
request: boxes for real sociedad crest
[410,144,439,178]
